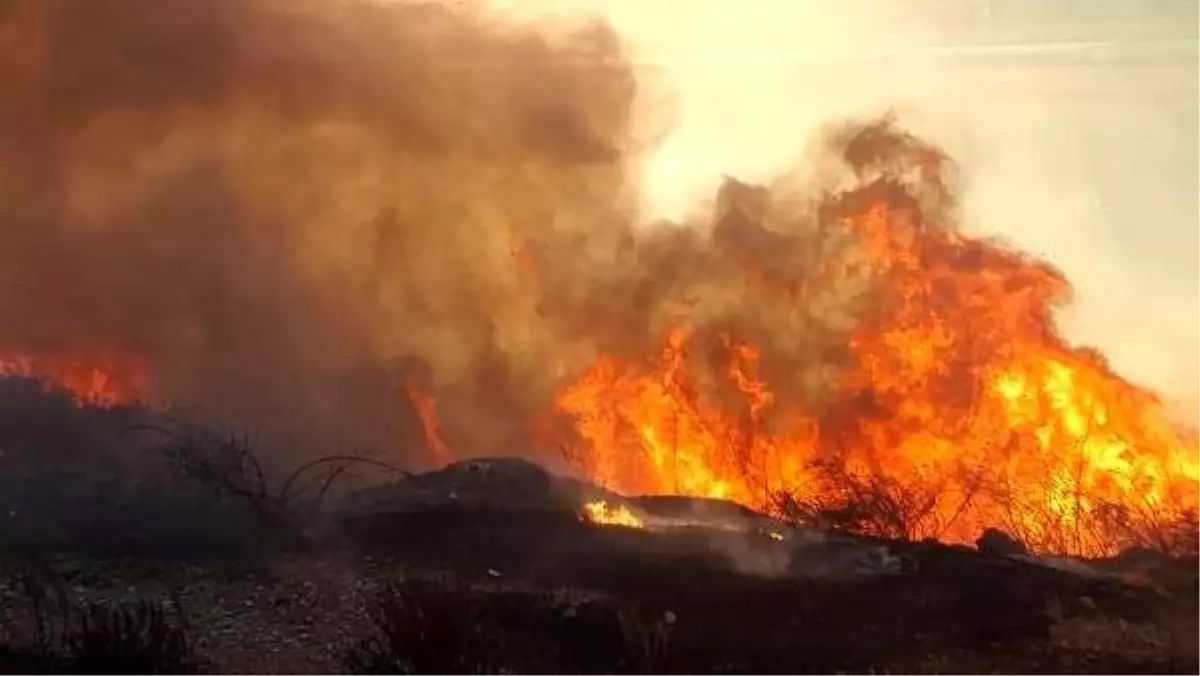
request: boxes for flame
[0,352,147,407]
[403,377,453,467]
[581,499,645,528]
[555,189,1199,557]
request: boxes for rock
[340,457,570,515]
[975,528,1027,557]
[1019,554,1103,578]
[1114,545,1175,570]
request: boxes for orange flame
[403,377,453,467]
[0,352,148,407]
[555,197,1199,556]
[581,499,645,528]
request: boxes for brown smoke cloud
[0,0,656,466]
[0,0,944,471]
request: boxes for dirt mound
[338,457,595,517]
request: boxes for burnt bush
[341,578,677,674]
[0,376,262,558]
[1104,505,1199,564]
[139,416,401,550]
[769,459,980,542]
[66,600,200,674]
[341,578,498,675]
[0,568,204,674]
[0,375,400,557]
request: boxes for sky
[490,0,1199,402]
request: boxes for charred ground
[0,386,1195,674]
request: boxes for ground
[0,455,1195,674]
[1,493,1195,674]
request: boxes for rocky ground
[0,458,1196,674]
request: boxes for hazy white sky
[491,0,1198,399]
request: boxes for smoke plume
[4,0,1183,496]
[0,0,656,466]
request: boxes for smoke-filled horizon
[1,0,655,466]
[492,0,1199,406]
[0,0,1193,475]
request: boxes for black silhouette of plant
[342,578,498,675]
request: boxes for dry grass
[135,417,402,546]
[0,566,204,673]
[768,459,983,542]
[340,577,678,675]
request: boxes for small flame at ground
[581,499,645,529]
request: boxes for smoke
[0,0,943,470]
[1,0,1191,477]
[502,0,1199,403]
[0,0,653,465]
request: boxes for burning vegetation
[0,353,147,408]
[554,145,1200,556]
[0,0,1195,563]
[581,499,645,529]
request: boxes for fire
[404,378,453,467]
[581,499,645,529]
[554,145,1199,557]
[0,352,147,407]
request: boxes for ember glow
[581,499,645,529]
[0,353,147,408]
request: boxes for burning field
[0,0,1196,672]
[2,0,1195,557]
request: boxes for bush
[0,567,203,674]
[769,459,978,541]
[341,578,679,675]
[0,381,396,557]
[341,578,496,675]
[138,417,400,549]
[66,600,199,674]
[0,378,268,557]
